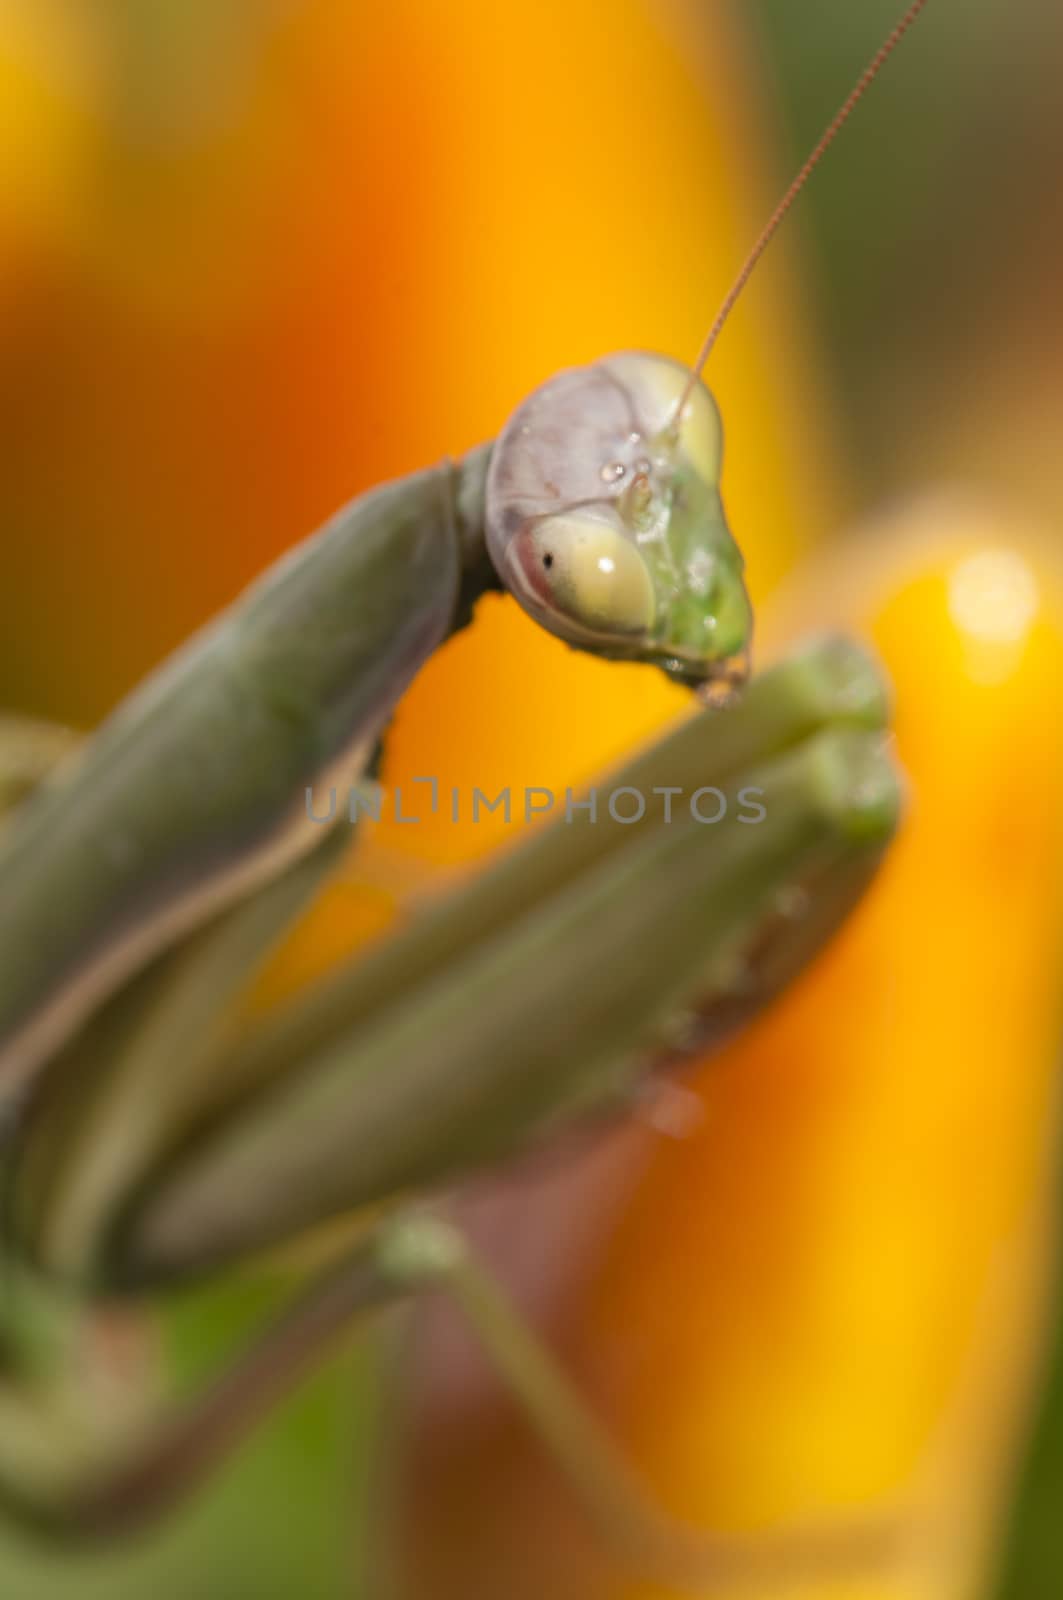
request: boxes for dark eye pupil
[543,553,554,569]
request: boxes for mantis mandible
[0,2,928,1586]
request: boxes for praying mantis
[0,1,931,1587]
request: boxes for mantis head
[483,0,934,694]
[485,352,753,695]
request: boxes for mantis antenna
[675,0,932,425]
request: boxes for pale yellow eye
[509,513,655,638]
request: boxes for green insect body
[0,330,917,1600]
[0,367,900,1580]
[0,0,933,1551]
[88,650,895,1289]
[0,356,750,1115]
[0,459,477,1101]
[0,619,899,1567]
[0,346,898,1303]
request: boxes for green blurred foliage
[991,1249,1063,1597]
[751,0,1063,507]
[0,1274,383,1598]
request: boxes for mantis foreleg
[0,447,494,1103]
[13,822,354,1283]
[10,638,899,1291]
[0,637,904,1587]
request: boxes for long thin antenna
[676,0,931,421]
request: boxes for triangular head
[485,352,753,696]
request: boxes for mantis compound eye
[484,351,753,690]
[504,510,656,641]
